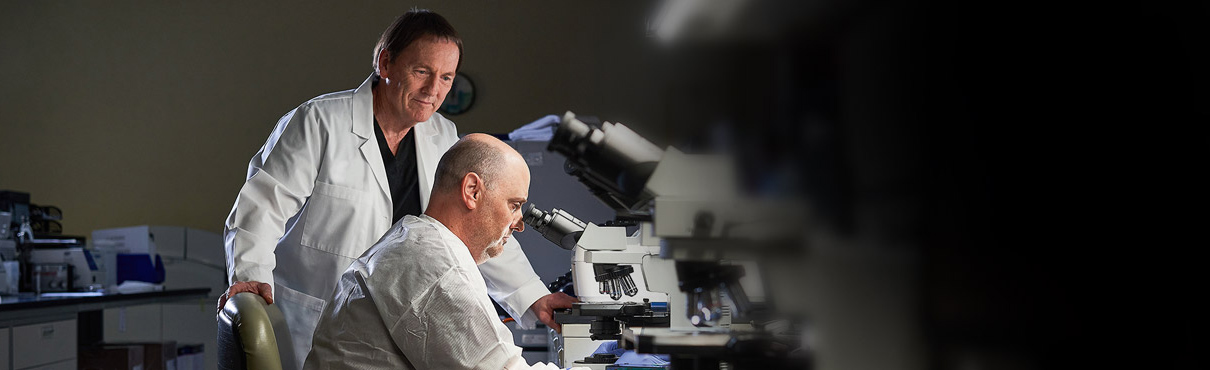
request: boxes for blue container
[116,253,165,284]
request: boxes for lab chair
[217,292,292,370]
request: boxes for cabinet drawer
[12,319,76,369]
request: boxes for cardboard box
[80,344,145,370]
[142,340,178,370]
[109,341,177,370]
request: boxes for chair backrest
[217,292,290,370]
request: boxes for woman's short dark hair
[373,9,463,75]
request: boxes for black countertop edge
[0,288,211,312]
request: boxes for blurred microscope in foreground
[525,112,810,370]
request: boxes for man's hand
[216,280,273,312]
[528,292,578,333]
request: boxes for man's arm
[219,103,324,309]
[525,292,578,333]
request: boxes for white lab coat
[304,215,583,370]
[224,75,550,370]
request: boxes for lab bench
[0,288,210,370]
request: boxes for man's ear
[377,49,392,79]
[461,172,483,210]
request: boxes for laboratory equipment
[540,111,808,370]
[524,205,671,369]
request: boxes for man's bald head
[428,133,531,264]
[432,133,524,194]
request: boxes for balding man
[304,134,586,370]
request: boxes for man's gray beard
[481,231,509,260]
[487,236,504,257]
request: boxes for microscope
[524,204,670,369]
[531,112,808,370]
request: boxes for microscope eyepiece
[522,204,588,251]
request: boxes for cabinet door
[163,302,217,370]
[2,327,10,370]
[104,304,162,342]
[12,319,76,369]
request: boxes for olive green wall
[0,1,665,237]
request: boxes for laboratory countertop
[0,288,211,322]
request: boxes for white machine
[28,247,100,291]
[91,225,227,295]
[536,111,807,370]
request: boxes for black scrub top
[374,118,422,224]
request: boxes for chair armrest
[218,292,285,370]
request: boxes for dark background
[656,1,1206,369]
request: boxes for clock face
[439,72,475,115]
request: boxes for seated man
[304,134,584,370]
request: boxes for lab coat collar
[351,74,376,139]
[352,74,390,200]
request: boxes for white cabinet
[11,319,76,370]
[163,302,217,370]
[101,301,217,370]
[2,288,211,370]
[103,304,162,342]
